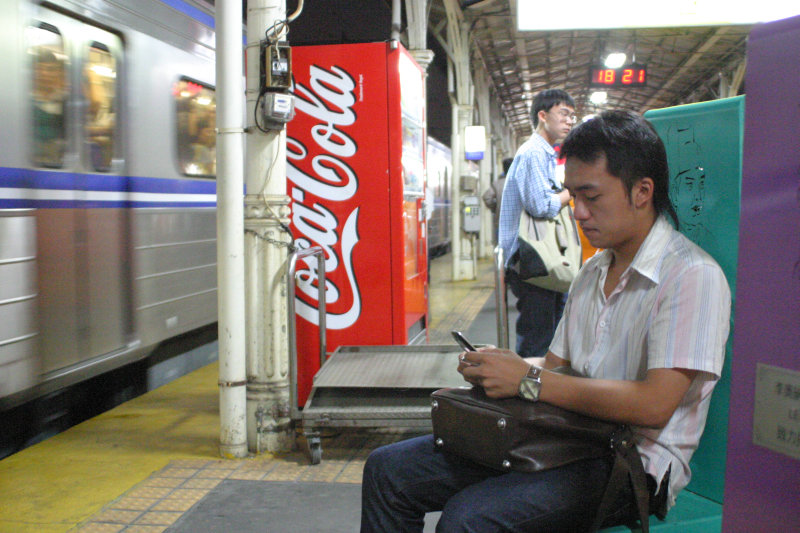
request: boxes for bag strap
[590,427,651,533]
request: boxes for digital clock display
[589,65,647,87]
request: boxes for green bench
[600,96,743,533]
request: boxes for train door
[27,7,131,375]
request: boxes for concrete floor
[0,253,508,533]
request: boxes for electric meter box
[461,195,481,233]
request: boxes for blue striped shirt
[498,133,562,267]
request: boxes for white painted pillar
[444,0,475,280]
[216,0,248,458]
[474,64,493,259]
[244,0,294,454]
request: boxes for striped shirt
[498,133,562,267]
[549,216,731,510]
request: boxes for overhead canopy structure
[428,0,759,138]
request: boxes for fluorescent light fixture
[518,1,800,30]
[589,91,608,104]
[605,53,627,68]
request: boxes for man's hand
[558,189,572,208]
[457,347,530,398]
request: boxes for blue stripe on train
[0,166,219,208]
[159,0,215,29]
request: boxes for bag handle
[590,427,651,533]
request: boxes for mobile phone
[451,330,477,352]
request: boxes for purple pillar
[723,14,800,533]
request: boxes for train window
[174,78,216,177]
[84,42,117,172]
[28,23,70,169]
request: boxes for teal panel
[600,491,722,533]
[644,96,743,504]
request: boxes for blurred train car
[426,136,451,258]
[0,0,220,421]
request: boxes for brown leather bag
[430,385,651,532]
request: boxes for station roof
[428,0,752,138]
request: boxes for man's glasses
[554,109,577,123]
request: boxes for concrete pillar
[443,0,475,280]
[450,103,476,280]
[244,0,294,454]
[216,0,248,459]
[474,64,493,259]
[409,49,435,72]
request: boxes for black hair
[531,89,575,128]
[560,110,679,228]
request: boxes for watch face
[519,377,541,401]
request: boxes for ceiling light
[589,91,607,104]
[604,53,627,68]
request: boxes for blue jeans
[506,270,566,358]
[361,435,639,533]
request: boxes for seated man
[361,110,731,533]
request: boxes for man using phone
[361,110,730,532]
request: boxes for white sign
[753,363,800,460]
[464,125,485,161]
[517,1,800,31]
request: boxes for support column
[405,0,434,71]
[444,0,475,280]
[450,103,476,280]
[474,63,493,259]
[216,0,248,459]
[409,49,435,72]
[244,0,294,454]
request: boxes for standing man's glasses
[555,109,577,123]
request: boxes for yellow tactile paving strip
[73,430,423,532]
[0,255,496,533]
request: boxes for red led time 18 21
[589,65,647,87]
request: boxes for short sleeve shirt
[549,216,731,509]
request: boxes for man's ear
[537,109,548,126]
[634,177,654,208]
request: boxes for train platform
[0,253,513,533]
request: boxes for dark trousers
[506,269,566,358]
[361,435,656,533]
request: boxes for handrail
[287,246,326,418]
[493,246,509,349]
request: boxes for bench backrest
[644,95,744,504]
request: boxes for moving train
[0,0,456,430]
[0,0,220,420]
[426,136,452,258]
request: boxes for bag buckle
[609,426,634,451]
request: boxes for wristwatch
[518,364,543,402]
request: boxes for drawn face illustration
[673,165,706,226]
[669,126,706,232]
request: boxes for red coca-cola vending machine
[287,42,428,406]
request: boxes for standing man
[498,89,576,358]
[361,110,730,532]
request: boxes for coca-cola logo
[288,64,362,330]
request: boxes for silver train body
[426,136,452,257]
[0,0,219,408]
[0,0,456,409]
